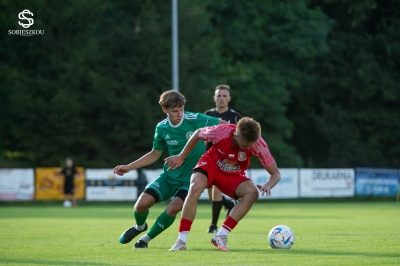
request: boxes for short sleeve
[196,113,220,127]
[251,137,275,168]
[152,127,166,151]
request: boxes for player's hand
[113,165,130,176]
[257,183,272,196]
[164,155,183,171]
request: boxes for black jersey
[61,167,78,187]
[204,108,242,124]
[204,108,242,150]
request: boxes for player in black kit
[58,157,79,207]
[204,85,242,233]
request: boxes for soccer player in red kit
[204,84,242,233]
[165,117,281,251]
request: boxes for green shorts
[145,173,189,202]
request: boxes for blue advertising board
[355,168,399,196]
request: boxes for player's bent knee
[238,187,259,203]
[165,204,182,216]
[188,183,204,197]
[247,185,259,196]
[134,197,155,212]
[166,196,184,215]
[250,188,260,202]
[134,202,149,213]
[252,190,260,201]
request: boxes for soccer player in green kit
[114,90,225,249]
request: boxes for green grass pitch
[0,201,399,266]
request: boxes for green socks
[134,209,149,226]
[147,210,176,239]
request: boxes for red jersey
[198,124,275,174]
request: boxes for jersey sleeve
[196,112,220,127]
[198,124,232,144]
[152,127,166,151]
[251,137,275,168]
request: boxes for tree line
[0,0,399,168]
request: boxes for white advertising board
[300,168,354,197]
[250,168,299,199]
[0,169,34,201]
[86,169,138,201]
[86,186,138,201]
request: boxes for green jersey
[153,111,220,186]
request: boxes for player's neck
[215,106,228,113]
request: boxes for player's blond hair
[236,117,261,143]
[159,90,186,109]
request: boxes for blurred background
[1,0,399,169]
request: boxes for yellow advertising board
[35,167,85,200]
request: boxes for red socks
[179,216,237,234]
[222,215,238,232]
[179,218,193,232]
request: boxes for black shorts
[64,184,74,194]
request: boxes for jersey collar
[168,116,184,128]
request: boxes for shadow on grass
[0,259,108,265]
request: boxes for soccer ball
[63,200,72,208]
[268,225,295,249]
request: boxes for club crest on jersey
[238,152,246,161]
[186,131,194,140]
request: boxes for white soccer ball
[63,200,72,208]
[268,225,295,249]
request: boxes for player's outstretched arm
[164,129,202,171]
[114,149,163,176]
[256,162,281,196]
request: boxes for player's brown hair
[159,90,186,109]
[236,117,261,143]
[215,84,230,92]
